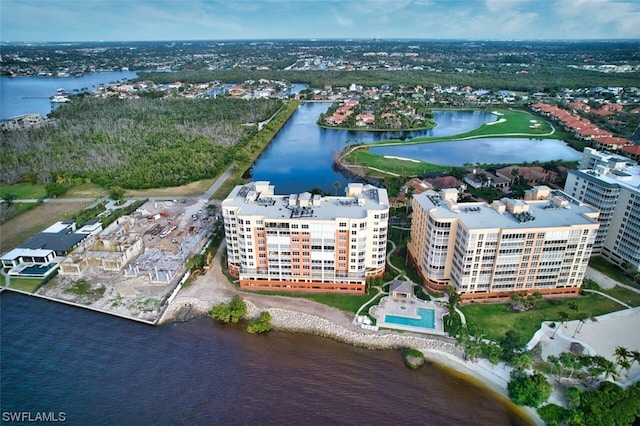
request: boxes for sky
[1,0,639,42]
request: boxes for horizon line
[2,37,640,45]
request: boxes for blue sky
[2,0,639,42]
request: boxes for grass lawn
[345,149,450,175]
[340,108,566,177]
[0,182,47,200]
[8,277,45,293]
[250,290,376,313]
[602,286,640,307]
[589,256,637,287]
[460,293,626,342]
[62,182,107,199]
[0,201,91,252]
[375,108,557,146]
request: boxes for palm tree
[547,355,560,377]
[405,234,412,266]
[405,185,414,214]
[614,346,630,364]
[601,359,619,382]
[631,350,640,369]
[333,181,341,196]
[445,284,462,313]
[558,310,570,329]
[614,346,631,375]
[574,312,589,336]
[510,167,521,185]
[619,359,632,377]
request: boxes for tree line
[138,68,640,94]
[1,96,283,189]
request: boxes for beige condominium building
[564,148,640,272]
[408,186,600,302]
[221,181,389,293]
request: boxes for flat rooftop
[572,164,640,193]
[415,191,599,230]
[223,181,389,220]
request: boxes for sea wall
[163,296,464,357]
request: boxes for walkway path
[581,288,632,308]
[585,266,640,294]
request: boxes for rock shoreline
[163,296,542,425]
[164,297,463,359]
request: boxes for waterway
[248,102,580,194]
[369,137,582,166]
[0,291,530,425]
[0,77,542,425]
[0,71,139,119]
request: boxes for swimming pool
[385,308,435,329]
[12,263,56,276]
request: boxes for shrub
[210,295,247,324]
[507,368,551,408]
[247,311,272,334]
[404,348,425,369]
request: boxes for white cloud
[333,12,354,28]
[553,0,640,37]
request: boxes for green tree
[210,295,247,324]
[558,310,570,329]
[108,186,126,201]
[547,354,561,378]
[510,292,526,311]
[481,342,502,365]
[45,182,70,197]
[507,369,551,408]
[510,167,521,185]
[499,330,525,363]
[512,352,532,370]
[445,284,461,312]
[228,295,248,323]
[560,351,581,379]
[333,181,341,196]
[578,381,640,426]
[247,311,272,334]
[405,185,414,214]
[574,311,589,337]
[2,193,17,206]
[186,254,205,272]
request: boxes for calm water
[248,103,580,194]
[247,105,496,194]
[0,292,529,425]
[1,80,540,425]
[369,137,581,166]
[0,71,139,119]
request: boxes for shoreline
[162,296,542,425]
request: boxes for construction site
[36,199,215,323]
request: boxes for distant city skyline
[1,0,639,43]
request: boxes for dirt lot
[125,179,214,198]
[35,199,215,322]
[0,201,91,252]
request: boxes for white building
[409,187,600,302]
[221,181,389,293]
[565,148,640,271]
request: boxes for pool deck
[370,295,447,336]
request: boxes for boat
[50,95,70,103]
[50,89,70,103]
